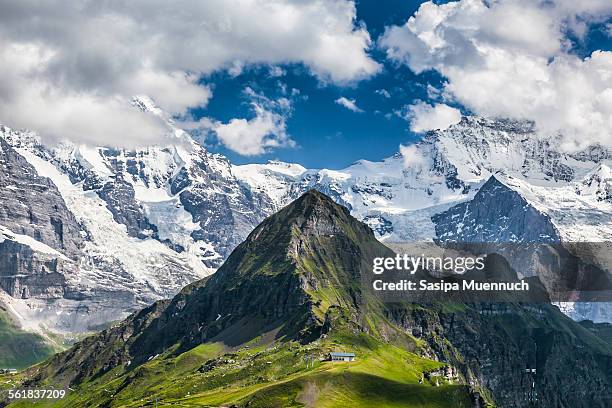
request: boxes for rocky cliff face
[0,137,85,320]
[175,149,269,268]
[97,174,159,240]
[0,137,82,259]
[390,303,612,407]
[0,100,273,333]
[432,176,560,244]
[0,238,68,300]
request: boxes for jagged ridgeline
[2,191,611,407]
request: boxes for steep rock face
[0,126,207,333]
[0,136,82,259]
[176,150,269,268]
[430,177,612,299]
[0,239,68,299]
[0,99,271,332]
[21,123,270,270]
[1,98,272,272]
[429,117,577,182]
[98,175,158,240]
[389,303,612,408]
[432,176,560,243]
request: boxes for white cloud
[403,101,461,132]
[188,88,295,156]
[335,96,364,112]
[0,0,380,148]
[380,0,612,150]
[0,42,173,147]
[399,143,430,171]
[212,105,293,156]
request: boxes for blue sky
[197,1,444,169]
[2,1,611,165]
[196,58,445,169]
[192,0,612,169]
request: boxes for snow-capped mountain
[235,116,611,244]
[0,98,276,333]
[1,102,610,333]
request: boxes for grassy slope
[0,309,57,370]
[579,321,612,344]
[2,330,473,408]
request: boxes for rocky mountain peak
[23,191,392,385]
[222,189,387,281]
[242,190,388,275]
[278,189,351,231]
[433,175,560,244]
[578,163,612,202]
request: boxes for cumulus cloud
[402,101,461,132]
[380,0,612,150]
[187,88,295,156]
[0,0,379,147]
[399,144,431,173]
[211,106,292,156]
[335,97,364,112]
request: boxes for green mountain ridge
[0,308,57,371]
[1,190,611,407]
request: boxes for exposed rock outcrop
[0,137,82,259]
